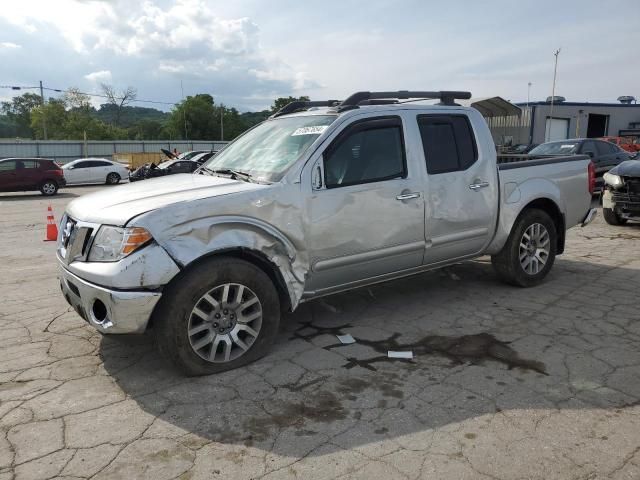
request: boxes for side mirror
[312,164,323,190]
[584,151,594,158]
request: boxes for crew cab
[57,90,596,375]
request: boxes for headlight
[603,172,623,188]
[88,226,152,262]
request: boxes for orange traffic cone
[44,205,58,242]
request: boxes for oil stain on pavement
[292,321,547,375]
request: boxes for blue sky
[1,0,639,111]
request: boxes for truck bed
[497,154,589,169]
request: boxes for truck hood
[66,173,266,225]
[609,160,640,178]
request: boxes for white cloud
[0,0,309,105]
[84,70,112,83]
[0,42,21,49]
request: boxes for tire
[106,172,121,185]
[40,180,58,196]
[491,208,557,287]
[154,257,280,376]
[603,207,627,226]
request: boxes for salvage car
[602,160,640,225]
[129,151,216,182]
[57,90,596,375]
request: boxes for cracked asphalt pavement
[1,186,639,480]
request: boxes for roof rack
[340,90,472,109]
[271,100,340,117]
[271,90,472,117]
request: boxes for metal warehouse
[484,96,640,147]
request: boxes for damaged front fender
[133,188,309,311]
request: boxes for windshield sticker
[291,126,328,136]
[560,144,574,148]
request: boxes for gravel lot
[1,185,639,480]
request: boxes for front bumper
[59,264,161,334]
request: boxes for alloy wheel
[187,283,263,363]
[519,223,550,275]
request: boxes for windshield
[529,141,580,155]
[201,115,336,182]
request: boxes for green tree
[30,99,67,139]
[0,92,42,138]
[167,94,217,140]
[30,90,128,141]
[271,96,310,113]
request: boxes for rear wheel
[603,207,627,226]
[106,172,121,185]
[40,180,58,196]
[491,208,557,287]
[154,257,280,376]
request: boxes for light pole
[39,80,48,140]
[527,82,532,108]
[545,48,561,141]
[220,104,224,141]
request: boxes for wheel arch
[147,246,293,331]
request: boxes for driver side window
[323,117,406,188]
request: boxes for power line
[1,84,178,106]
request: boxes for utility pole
[39,80,48,140]
[545,48,561,141]
[221,106,224,141]
[180,80,188,140]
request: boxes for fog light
[92,299,108,323]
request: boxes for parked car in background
[599,136,640,157]
[57,90,596,375]
[129,151,216,182]
[602,159,640,225]
[0,158,65,195]
[503,143,538,154]
[62,158,130,185]
[529,138,629,191]
[161,149,213,161]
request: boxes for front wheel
[40,180,58,196]
[106,172,121,185]
[491,208,557,287]
[154,257,280,375]
[603,207,627,226]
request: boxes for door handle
[396,192,421,201]
[469,181,490,191]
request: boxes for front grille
[58,215,98,264]
[612,178,640,214]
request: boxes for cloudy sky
[1,0,639,111]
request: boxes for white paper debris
[337,334,356,344]
[388,351,413,359]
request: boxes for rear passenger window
[417,115,478,174]
[323,117,406,188]
[596,141,615,155]
[22,160,39,169]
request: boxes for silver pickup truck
[57,90,597,375]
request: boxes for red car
[0,158,66,196]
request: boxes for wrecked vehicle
[57,90,597,375]
[129,152,216,182]
[602,160,640,225]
